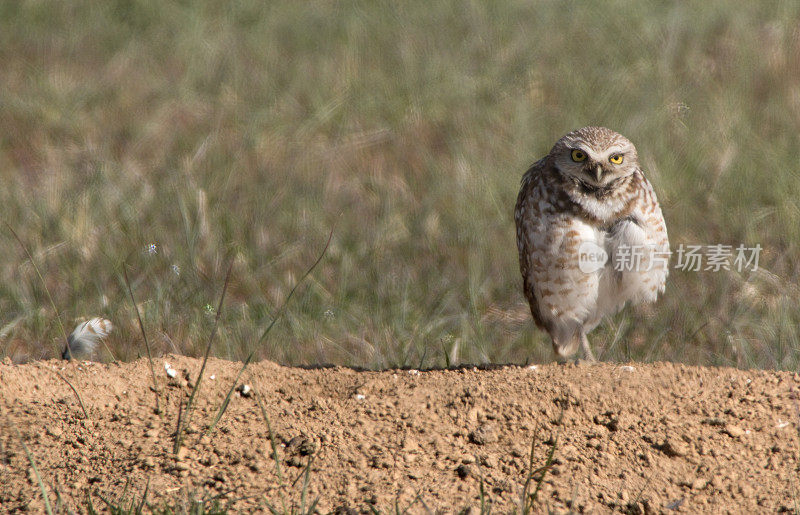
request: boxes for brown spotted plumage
[514,127,669,361]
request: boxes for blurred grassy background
[1,0,799,369]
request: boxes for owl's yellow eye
[571,149,586,162]
[609,154,624,164]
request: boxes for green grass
[1,0,799,369]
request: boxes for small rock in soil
[725,425,746,438]
[470,424,498,445]
[660,436,690,457]
[455,463,472,479]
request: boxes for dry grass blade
[254,388,284,485]
[175,399,184,444]
[123,266,161,414]
[520,408,563,513]
[54,371,88,419]
[527,434,558,508]
[255,387,288,514]
[519,424,541,510]
[257,228,334,347]
[11,422,54,515]
[204,352,253,437]
[206,229,333,439]
[478,472,491,514]
[173,262,233,454]
[135,477,150,513]
[299,452,319,514]
[4,222,68,356]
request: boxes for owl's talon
[580,334,597,362]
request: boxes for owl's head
[549,127,639,189]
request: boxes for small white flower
[172,264,180,276]
[323,309,335,320]
[146,243,158,256]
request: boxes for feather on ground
[62,317,113,360]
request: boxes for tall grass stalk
[520,408,563,513]
[173,263,233,454]
[54,371,88,419]
[255,388,287,513]
[5,222,68,355]
[206,229,332,437]
[123,266,161,414]
[11,423,53,515]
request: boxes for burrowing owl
[514,127,669,361]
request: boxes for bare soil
[1,356,799,513]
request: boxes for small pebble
[661,436,689,457]
[469,424,498,445]
[725,425,746,438]
[237,384,252,397]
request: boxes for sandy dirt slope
[1,356,799,513]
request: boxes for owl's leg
[580,332,596,362]
[551,322,582,361]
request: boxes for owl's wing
[514,159,549,331]
[623,171,670,301]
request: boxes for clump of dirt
[1,356,799,512]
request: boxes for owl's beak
[594,165,603,182]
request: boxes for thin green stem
[173,262,233,454]
[123,266,161,414]
[5,222,68,355]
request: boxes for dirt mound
[1,356,798,512]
